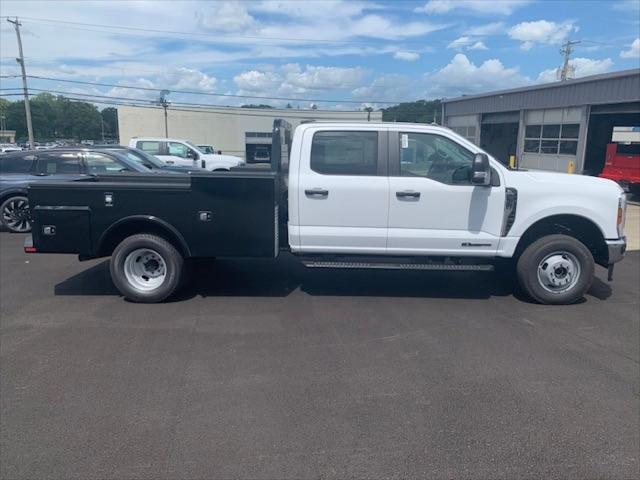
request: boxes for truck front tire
[516,234,594,305]
[110,234,184,303]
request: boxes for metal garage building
[442,68,640,174]
[117,105,382,162]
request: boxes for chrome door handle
[305,188,329,197]
[396,190,420,199]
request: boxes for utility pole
[158,89,170,138]
[557,40,581,81]
[7,17,34,149]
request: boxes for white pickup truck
[128,137,244,170]
[27,120,627,305]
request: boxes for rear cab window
[137,141,163,155]
[310,131,379,175]
[0,154,37,174]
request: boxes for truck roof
[130,137,192,142]
[295,121,452,131]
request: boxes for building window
[524,108,580,156]
[245,132,272,138]
[450,126,476,143]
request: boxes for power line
[24,74,404,104]
[1,15,394,46]
[11,88,382,117]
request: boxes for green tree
[240,104,274,109]
[381,99,442,124]
[2,94,103,141]
[101,107,118,140]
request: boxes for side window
[310,131,378,175]
[0,154,36,174]
[399,132,475,185]
[39,153,82,174]
[137,141,161,155]
[168,142,188,158]
[84,153,128,174]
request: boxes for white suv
[128,138,244,170]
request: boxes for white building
[117,105,382,161]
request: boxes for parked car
[0,148,152,233]
[0,144,22,154]
[26,120,627,305]
[252,147,271,163]
[128,137,243,170]
[93,146,192,173]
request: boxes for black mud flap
[607,263,615,281]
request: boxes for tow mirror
[471,153,491,186]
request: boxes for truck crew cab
[26,120,627,305]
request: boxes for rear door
[136,140,173,165]
[295,127,389,254]
[36,152,84,179]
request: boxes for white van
[128,138,243,170]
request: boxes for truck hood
[202,154,244,165]
[514,169,624,194]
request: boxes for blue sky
[0,0,639,109]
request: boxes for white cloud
[536,57,614,83]
[468,41,488,50]
[415,0,530,15]
[197,1,255,32]
[468,22,506,36]
[106,68,218,101]
[508,20,578,50]
[233,70,282,93]
[620,38,640,58]
[394,51,420,61]
[447,37,487,51]
[351,74,416,102]
[283,64,367,89]
[424,53,529,97]
[233,63,366,102]
[447,36,472,49]
[612,0,640,13]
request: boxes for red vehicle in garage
[600,126,640,195]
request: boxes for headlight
[617,194,627,237]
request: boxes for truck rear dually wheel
[110,234,184,303]
[517,234,594,305]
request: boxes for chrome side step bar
[302,261,494,271]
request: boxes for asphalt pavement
[1,232,638,479]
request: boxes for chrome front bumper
[606,237,627,264]
[605,237,626,281]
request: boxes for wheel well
[515,215,608,265]
[0,191,28,205]
[97,220,189,258]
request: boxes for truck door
[387,130,505,256]
[295,128,389,254]
[166,142,199,168]
[36,152,85,180]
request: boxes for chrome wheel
[537,251,581,294]
[1,197,31,233]
[123,248,167,292]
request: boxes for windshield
[198,145,215,154]
[185,141,205,154]
[120,149,164,169]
